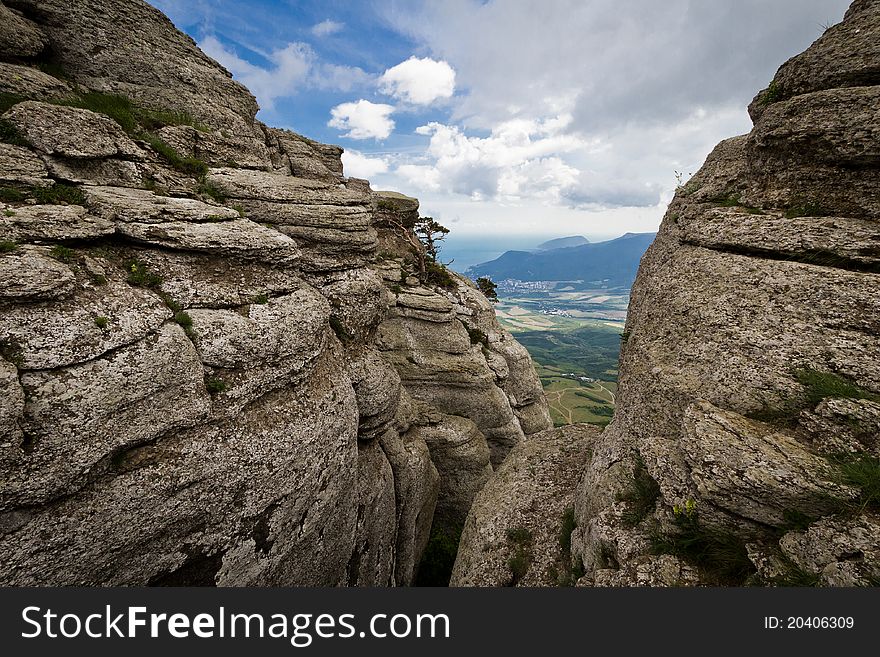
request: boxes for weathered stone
[0,204,114,242]
[681,401,858,527]
[799,398,880,455]
[0,359,24,446]
[348,440,397,586]
[4,101,144,160]
[11,0,268,161]
[451,425,596,587]
[117,218,300,264]
[316,268,388,342]
[379,422,439,586]
[0,63,72,99]
[592,554,702,587]
[188,287,330,418]
[119,248,304,309]
[346,347,401,440]
[86,186,239,224]
[0,4,48,57]
[206,167,368,205]
[0,279,170,370]
[677,209,880,269]
[156,124,271,170]
[0,143,51,188]
[0,348,359,586]
[417,411,492,535]
[265,127,343,181]
[574,1,880,587]
[44,156,152,187]
[749,0,880,119]
[3,324,209,510]
[780,515,880,587]
[0,247,75,302]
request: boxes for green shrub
[94,316,109,330]
[4,209,15,217]
[33,184,86,205]
[0,187,25,203]
[49,244,77,263]
[0,118,28,146]
[465,325,489,347]
[784,201,830,219]
[141,134,208,176]
[196,178,226,203]
[796,369,880,407]
[125,259,162,289]
[760,80,782,105]
[423,261,456,289]
[0,241,18,253]
[253,293,269,305]
[0,92,24,114]
[173,311,193,329]
[475,276,498,302]
[414,525,462,587]
[559,507,577,570]
[205,376,227,395]
[829,454,880,511]
[506,526,533,586]
[650,502,755,585]
[617,455,661,527]
[389,284,403,295]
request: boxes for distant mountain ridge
[535,235,590,250]
[466,232,656,286]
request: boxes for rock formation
[456,0,879,587]
[0,0,550,585]
[570,0,880,587]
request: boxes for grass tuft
[49,244,77,263]
[94,316,109,330]
[205,376,227,395]
[0,118,29,146]
[0,240,18,253]
[125,259,163,289]
[650,503,755,585]
[617,454,661,527]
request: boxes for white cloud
[379,57,456,105]
[199,36,369,111]
[341,150,390,179]
[328,100,396,140]
[395,116,587,202]
[311,20,344,37]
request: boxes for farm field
[499,294,625,427]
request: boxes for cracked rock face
[0,0,549,586]
[571,0,880,587]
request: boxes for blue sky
[150,0,851,238]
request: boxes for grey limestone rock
[5,102,145,160]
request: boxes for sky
[150,0,851,239]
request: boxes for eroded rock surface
[569,1,880,587]
[0,0,548,586]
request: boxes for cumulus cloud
[199,36,369,110]
[329,100,396,140]
[379,57,456,105]
[395,116,591,202]
[311,19,344,37]
[341,149,390,179]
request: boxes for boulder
[451,425,596,587]
[4,101,145,160]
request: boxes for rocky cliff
[456,0,880,587]
[0,0,550,585]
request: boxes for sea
[441,234,559,274]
